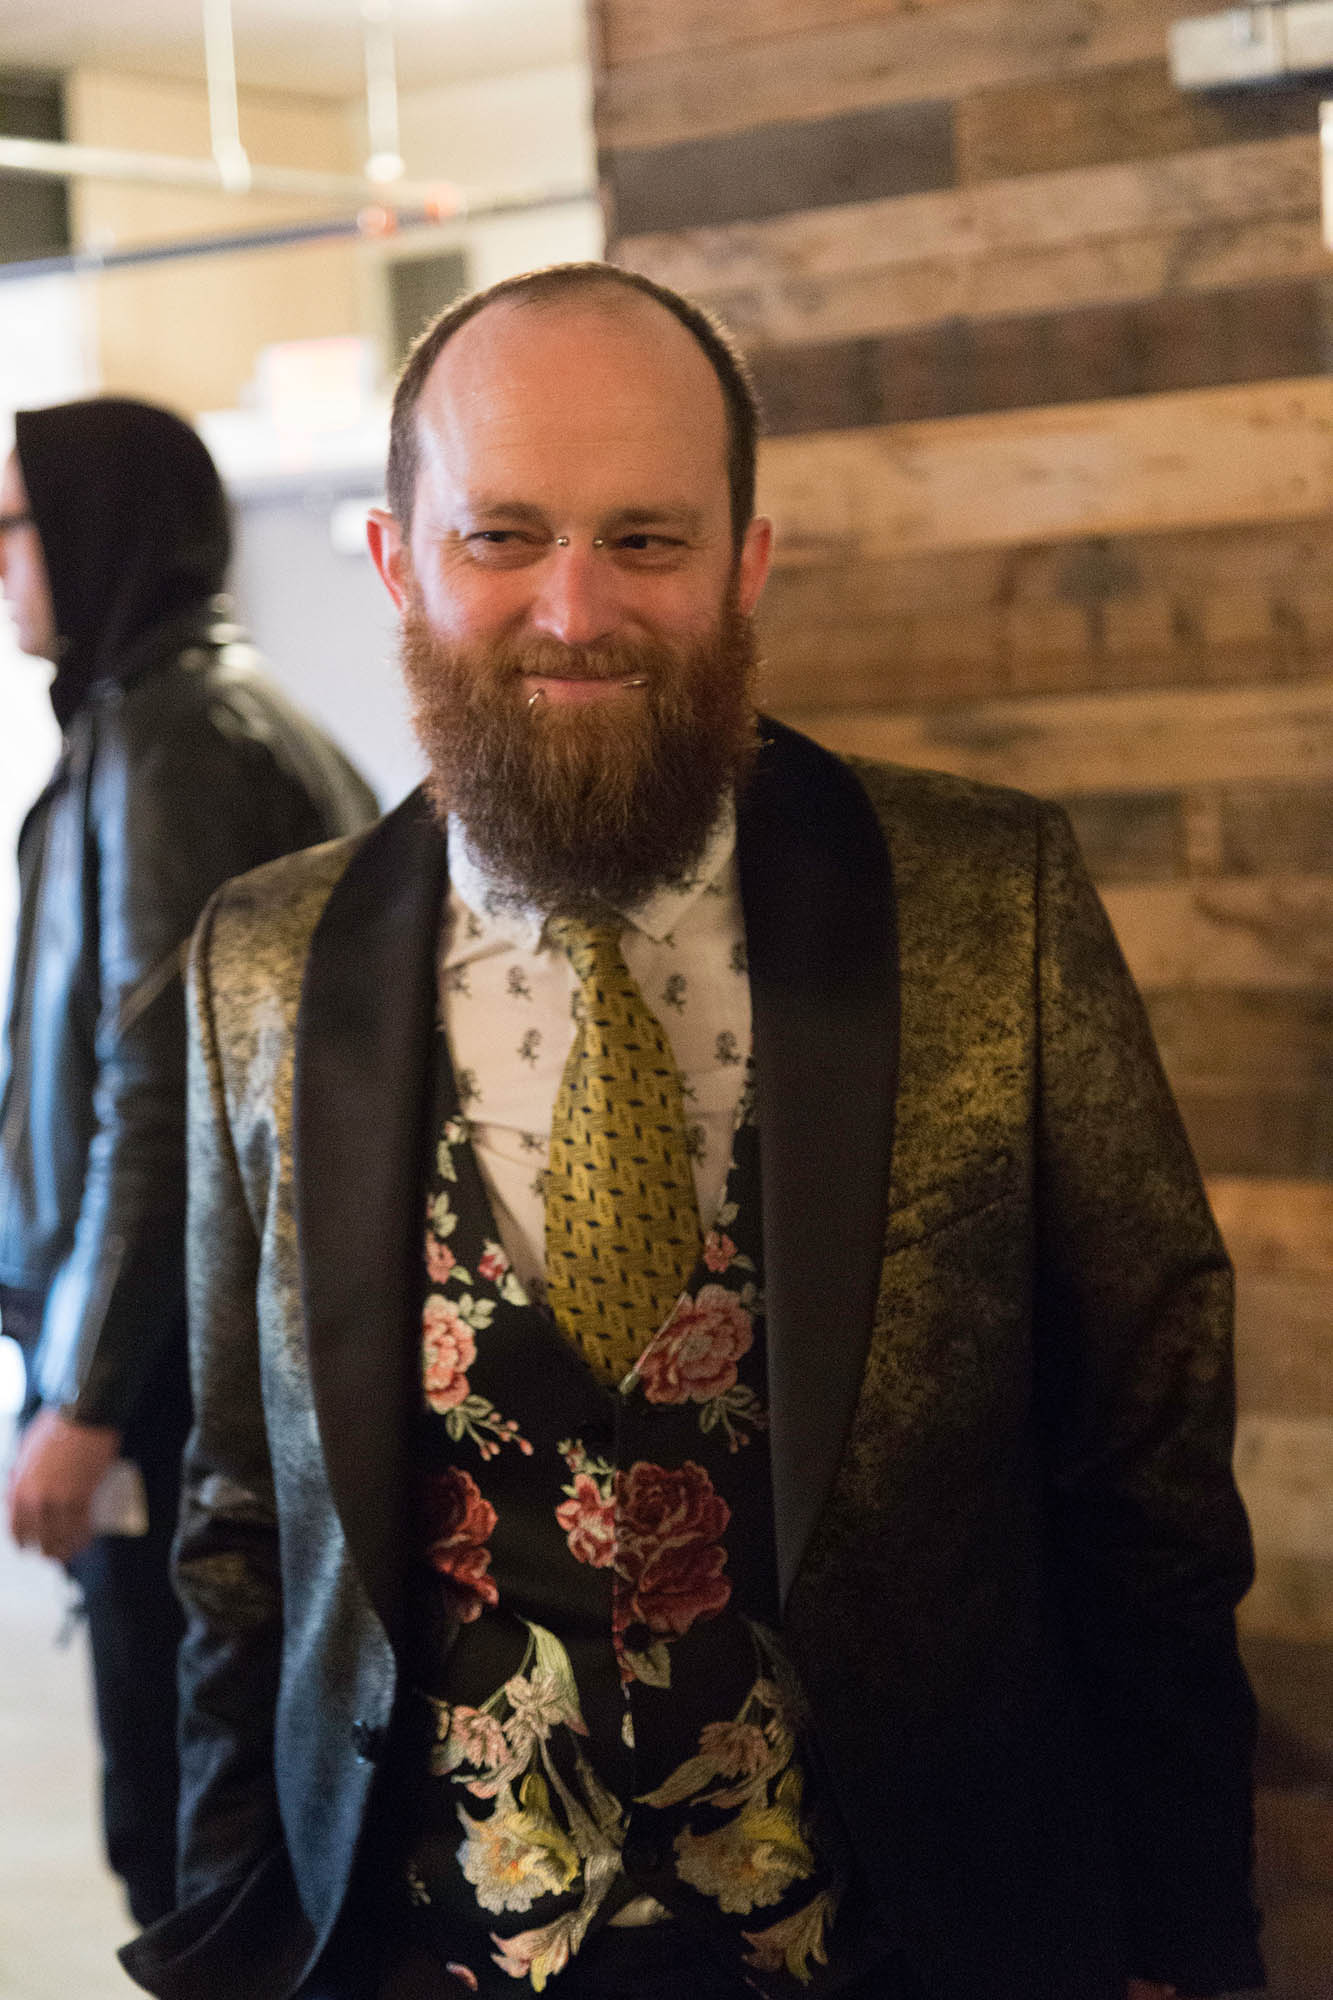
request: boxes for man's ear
[367,506,409,612]
[736,514,773,618]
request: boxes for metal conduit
[0,187,594,284]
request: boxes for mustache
[459,632,676,691]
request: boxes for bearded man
[123,266,1262,2000]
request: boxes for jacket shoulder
[194,832,367,1032]
[846,754,1048,841]
[840,753,1067,892]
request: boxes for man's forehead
[413,294,729,489]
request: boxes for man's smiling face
[369,289,772,913]
[394,287,769,682]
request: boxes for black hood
[14,396,231,727]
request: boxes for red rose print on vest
[635,1285,753,1404]
[422,1467,499,1622]
[555,1472,618,1569]
[422,1295,476,1412]
[613,1459,731,1652]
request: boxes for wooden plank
[615,136,1319,302]
[1221,784,1333,876]
[1151,992,1333,1087]
[1209,1178,1333,1278]
[1236,1415,1333,1562]
[756,378,1333,563]
[1254,1788,1333,1891]
[1101,879,1333,990]
[956,57,1322,186]
[1244,1632,1333,1773]
[1240,1554,1333,1643]
[761,513,1333,608]
[1236,1276,1333,1417]
[595,0,950,69]
[755,523,1333,713]
[1057,791,1185,882]
[595,0,1184,152]
[1236,1416,1333,1649]
[746,278,1328,433]
[1177,1085,1330,1181]
[679,211,1328,356]
[786,679,1333,793]
[604,99,953,237]
[756,592,1333,712]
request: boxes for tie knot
[547,915,625,985]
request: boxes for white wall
[358,60,602,348]
[0,273,90,1395]
[0,274,92,1006]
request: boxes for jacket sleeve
[173,890,285,1904]
[37,699,350,1428]
[1031,803,1262,1995]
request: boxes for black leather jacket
[0,617,379,1428]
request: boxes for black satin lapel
[739,720,899,1607]
[294,786,447,1637]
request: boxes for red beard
[399,588,759,914]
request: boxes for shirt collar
[445,800,738,961]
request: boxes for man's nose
[528,544,622,647]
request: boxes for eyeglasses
[0,511,35,535]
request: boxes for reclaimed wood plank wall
[590,0,1333,1747]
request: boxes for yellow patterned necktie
[544,917,703,1385]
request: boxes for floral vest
[392,1037,887,1997]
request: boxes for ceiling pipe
[203,0,251,192]
[0,133,472,209]
[361,0,405,186]
[0,185,596,284]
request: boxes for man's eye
[615,533,687,562]
[463,530,537,565]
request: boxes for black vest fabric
[390,1035,887,1996]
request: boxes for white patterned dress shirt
[439,809,751,1301]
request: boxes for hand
[6,1407,122,1563]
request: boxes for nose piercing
[555,536,569,547]
[527,687,547,713]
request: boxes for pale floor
[0,1424,138,2000]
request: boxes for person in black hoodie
[0,397,379,1926]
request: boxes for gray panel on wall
[0,72,70,264]
[226,481,424,810]
[388,249,469,365]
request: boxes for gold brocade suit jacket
[123,721,1261,2000]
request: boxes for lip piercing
[527,688,547,712]
[621,677,648,688]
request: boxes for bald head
[385,262,760,548]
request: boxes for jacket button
[351,1719,385,1763]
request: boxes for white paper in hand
[89,1458,149,1536]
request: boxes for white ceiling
[0,0,586,97]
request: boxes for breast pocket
[881,1150,1020,1255]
